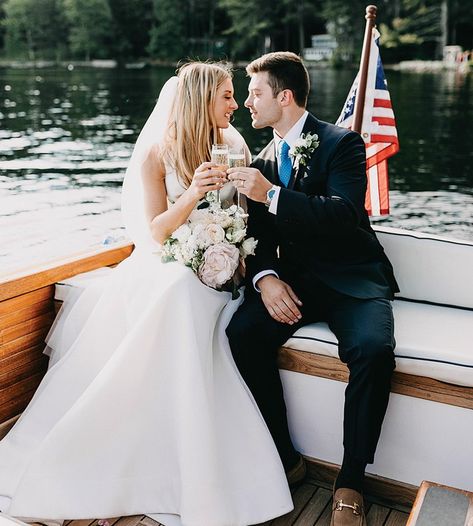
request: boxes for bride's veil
[121,72,250,252]
[121,76,179,251]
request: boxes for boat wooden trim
[406,480,473,525]
[278,348,473,410]
[0,244,133,424]
[0,242,134,302]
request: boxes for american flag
[336,28,399,216]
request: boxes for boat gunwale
[0,242,134,302]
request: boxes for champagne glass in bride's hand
[228,146,246,215]
[211,144,229,203]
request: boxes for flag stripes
[336,28,399,216]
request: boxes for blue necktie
[278,140,292,187]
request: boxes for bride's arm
[141,145,225,244]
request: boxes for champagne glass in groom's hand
[228,146,246,215]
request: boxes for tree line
[0,0,471,64]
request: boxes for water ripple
[1,66,472,274]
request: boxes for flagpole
[352,5,377,134]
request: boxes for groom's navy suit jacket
[246,113,399,300]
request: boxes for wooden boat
[1,224,472,526]
[2,5,472,522]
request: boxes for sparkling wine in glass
[229,147,246,213]
[211,144,229,203]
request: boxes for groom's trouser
[226,276,395,471]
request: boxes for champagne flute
[211,144,229,204]
[228,146,246,214]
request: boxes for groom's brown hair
[246,51,310,108]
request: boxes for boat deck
[57,478,410,526]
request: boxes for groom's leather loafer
[286,454,307,488]
[330,488,367,526]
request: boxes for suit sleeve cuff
[253,270,279,292]
[268,186,281,214]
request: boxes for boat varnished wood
[0,286,55,316]
[0,244,133,423]
[0,242,133,302]
[407,480,473,525]
[278,348,473,410]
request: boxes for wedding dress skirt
[0,249,293,526]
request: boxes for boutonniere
[289,132,320,170]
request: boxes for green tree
[0,0,6,52]
[186,0,230,59]
[380,0,442,58]
[148,0,187,61]
[280,0,325,54]
[3,0,67,60]
[446,0,473,50]
[321,0,374,64]
[219,0,285,59]
[63,0,114,60]
[108,0,153,60]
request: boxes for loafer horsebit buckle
[334,499,362,515]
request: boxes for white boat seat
[286,227,473,388]
[55,226,473,389]
[286,299,473,387]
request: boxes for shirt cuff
[268,186,281,215]
[253,270,279,292]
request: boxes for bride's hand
[189,162,227,200]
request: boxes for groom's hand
[257,275,303,325]
[227,167,272,203]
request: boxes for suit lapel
[288,113,319,190]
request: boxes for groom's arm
[276,131,367,235]
[230,130,367,238]
[228,160,303,324]
[245,189,279,285]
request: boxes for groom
[226,52,398,526]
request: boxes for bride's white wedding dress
[0,167,293,526]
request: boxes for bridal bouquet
[160,196,257,298]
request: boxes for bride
[0,63,293,526]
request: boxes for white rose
[172,223,191,243]
[226,225,246,244]
[205,223,226,244]
[212,209,234,228]
[179,240,199,263]
[185,233,199,252]
[192,223,208,248]
[173,244,186,264]
[198,242,240,289]
[188,209,214,225]
[232,216,246,230]
[239,237,258,257]
[193,223,225,247]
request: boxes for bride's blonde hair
[161,62,232,187]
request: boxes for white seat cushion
[375,226,473,309]
[55,266,473,388]
[285,299,473,387]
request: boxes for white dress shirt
[253,111,309,291]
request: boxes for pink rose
[198,242,240,289]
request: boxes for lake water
[1,65,472,275]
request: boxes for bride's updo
[162,62,232,188]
